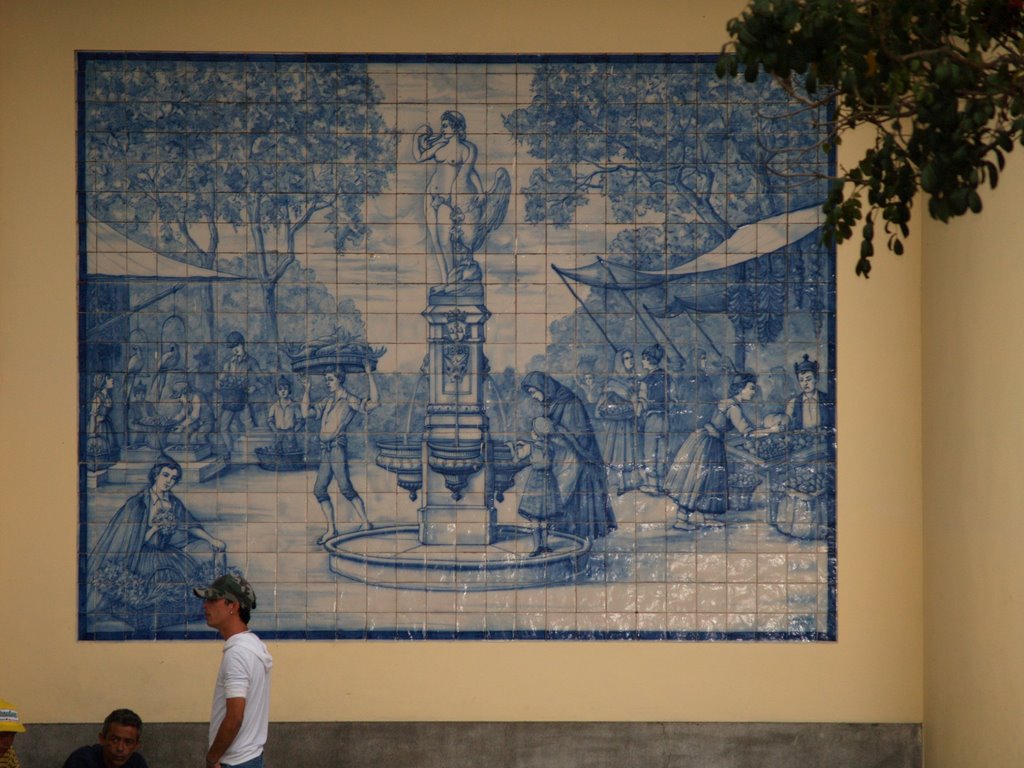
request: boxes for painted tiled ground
[78,54,836,640]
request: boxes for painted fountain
[322,113,591,591]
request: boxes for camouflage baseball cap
[193,574,256,610]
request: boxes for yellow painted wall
[922,153,1024,763]
[0,0,923,725]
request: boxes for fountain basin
[426,437,483,500]
[325,524,591,591]
[375,438,424,500]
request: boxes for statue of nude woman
[412,110,510,287]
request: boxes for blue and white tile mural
[78,54,836,640]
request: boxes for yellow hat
[0,700,25,733]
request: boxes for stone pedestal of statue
[418,291,496,546]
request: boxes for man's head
[0,699,25,758]
[195,573,257,627]
[793,354,820,395]
[324,368,346,392]
[226,331,246,356]
[98,709,143,768]
[641,343,665,370]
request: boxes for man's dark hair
[641,343,665,365]
[239,606,251,624]
[102,708,143,736]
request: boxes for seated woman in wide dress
[87,459,225,631]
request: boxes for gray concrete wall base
[14,721,922,767]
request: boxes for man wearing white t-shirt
[194,575,273,768]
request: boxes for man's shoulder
[224,630,267,656]
[319,391,361,408]
[64,743,149,768]
[62,744,103,767]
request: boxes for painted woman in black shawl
[520,371,616,541]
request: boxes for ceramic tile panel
[77,53,836,641]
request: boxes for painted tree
[82,57,396,348]
[505,60,831,367]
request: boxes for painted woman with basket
[665,372,779,530]
[87,459,226,631]
[595,349,642,496]
[86,372,119,471]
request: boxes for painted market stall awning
[552,205,824,312]
[82,219,246,340]
[84,219,245,281]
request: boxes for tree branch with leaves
[718,0,1024,276]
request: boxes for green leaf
[921,164,938,193]
[718,0,1024,277]
[986,160,1002,190]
